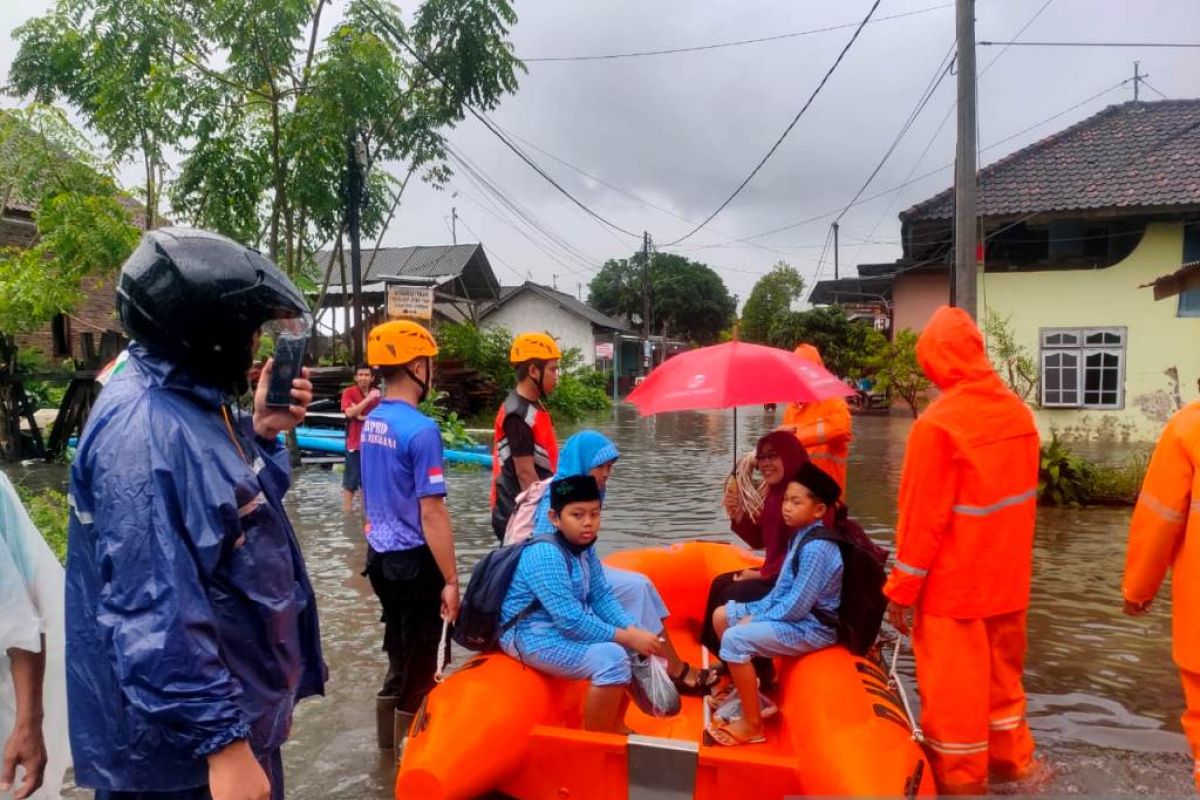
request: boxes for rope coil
[726,451,765,523]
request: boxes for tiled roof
[903,99,1200,221]
[483,282,631,332]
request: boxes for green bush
[1037,436,1145,507]
[418,389,478,451]
[12,483,68,564]
[437,322,515,394]
[1038,435,1095,506]
[545,347,610,422]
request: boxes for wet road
[39,405,1192,797]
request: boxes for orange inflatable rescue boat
[396,542,933,799]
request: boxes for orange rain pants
[883,307,1041,793]
[783,344,852,492]
[1122,401,1200,790]
[913,609,1036,794]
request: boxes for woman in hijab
[523,430,719,695]
[700,431,810,675]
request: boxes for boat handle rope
[888,637,925,744]
[434,617,452,683]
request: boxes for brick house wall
[3,203,131,365]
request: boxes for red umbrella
[626,340,854,415]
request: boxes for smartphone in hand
[266,334,308,408]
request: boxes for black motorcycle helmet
[116,227,312,395]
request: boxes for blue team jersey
[360,399,447,553]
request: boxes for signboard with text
[386,284,435,320]
[595,342,614,359]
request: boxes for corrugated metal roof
[315,243,500,300]
[483,282,631,332]
[903,99,1200,222]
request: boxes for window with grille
[1040,327,1125,409]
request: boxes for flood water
[31,406,1191,797]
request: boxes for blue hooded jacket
[531,430,620,536]
[66,345,327,792]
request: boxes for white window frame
[1039,326,1126,410]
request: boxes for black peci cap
[550,475,602,513]
[793,462,841,506]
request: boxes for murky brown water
[19,406,1192,797]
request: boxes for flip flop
[706,719,766,747]
[705,687,735,711]
[671,662,721,696]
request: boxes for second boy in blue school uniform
[708,462,844,746]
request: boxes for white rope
[888,637,925,743]
[434,618,452,683]
[701,645,713,735]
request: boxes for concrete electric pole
[953,0,978,319]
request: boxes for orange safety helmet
[366,320,439,367]
[509,332,562,365]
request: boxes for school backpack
[794,516,889,657]
[452,536,567,652]
[502,478,551,546]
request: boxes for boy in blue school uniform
[499,475,663,733]
[708,462,844,746]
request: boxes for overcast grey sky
[3,0,1199,305]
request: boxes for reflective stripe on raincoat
[66,345,326,793]
[883,306,1040,617]
[782,344,852,492]
[1123,401,1200,671]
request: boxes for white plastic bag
[627,655,681,718]
[0,471,68,799]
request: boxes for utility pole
[832,221,840,280]
[642,231,652,375]
[346,132,367,365]
[451,206,457,244]
[953,0,978,319]
[1133,61,1142,101]
[552,274,559,290]
[577,282,583,301]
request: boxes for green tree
[11,0,523,281]
[0,106,140,335]
[769,305,886,380]
[589,252,736,345]
[740,262,805,343]
[865,329,933,418]
[983,309,1038,402]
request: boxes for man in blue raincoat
[66,228,327,800]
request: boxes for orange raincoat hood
[916,306,995,390]
[793,344,824,367]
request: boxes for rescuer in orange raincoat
[780,344,852,492]
[1122,402,1200,791]
[884,305,1040,795]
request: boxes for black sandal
[671,662,721,696]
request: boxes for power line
[360,0,641,241]
[833,40,956,226]
[1140,78,1170,100]
[448,145,597,271]
[665,0,882,246]
[521,2,954,62]
[980,40,1200,48]
[453,214,527,283]
[447,148,600,277]
[488,118,826,263]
